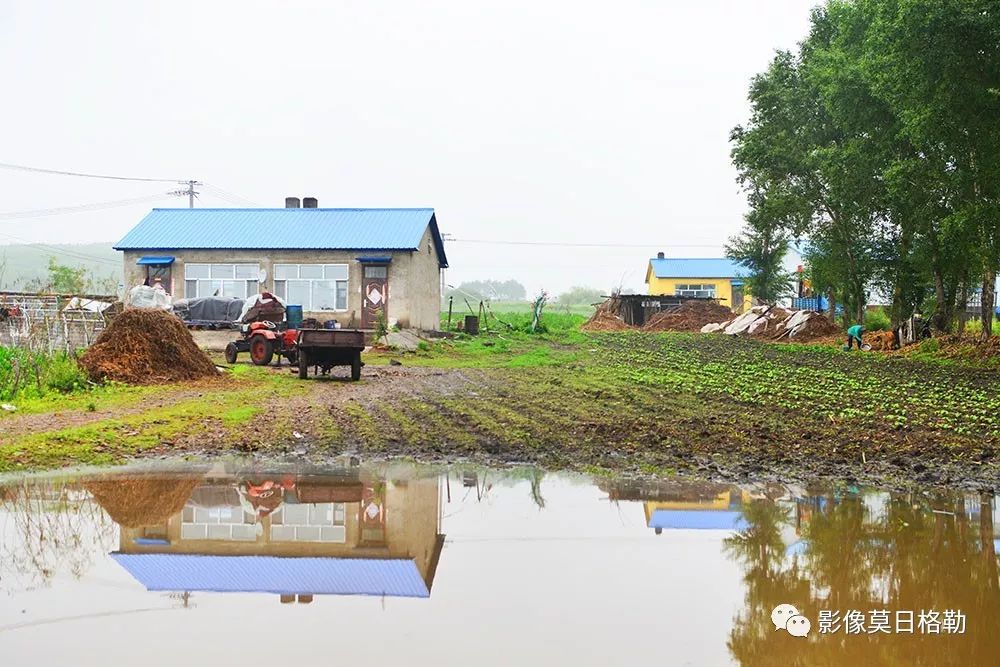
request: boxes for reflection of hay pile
[581,295,629,332]
[80,309,218,384]
[643,300,734,332]
[85,477,201,527]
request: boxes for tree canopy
[730,0,1000,339]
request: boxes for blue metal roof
[115,208,448,268]
[648,258,747,279]
[111,553,430,597]
[648,510,749,531]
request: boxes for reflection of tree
[0,479,116,590]
[725,500,810,665]
[725,491,1000,666]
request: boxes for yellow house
[645,252,753,313]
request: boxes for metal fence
[0,292,115,353]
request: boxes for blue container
[286,305,303,329]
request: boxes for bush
[0,347,89,401]
[864,307,891,331]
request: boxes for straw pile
[86,476,201,527]
[79,309,218,384]
[581,295,630,331]
[643,300,735,332]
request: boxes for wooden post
[447,296,454,330]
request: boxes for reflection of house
[102,471,444,600]
[643,488,751,534]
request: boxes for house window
[270,503,347,543]
[674,283,717,299]
[184,263,260,299]
[273,264,349,311]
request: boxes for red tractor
[225,320,299,366]
[224,293,366,380]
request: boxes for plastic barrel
[286,305,304,329]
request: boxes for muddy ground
[1,332,998,490]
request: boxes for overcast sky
[0,0,817,295]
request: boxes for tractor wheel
[351,353,362,381]
[298,351,310,379]
[250,337,274,366]
[224,342,239,365]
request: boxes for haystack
[643,300,735,332]
[581,295,630,331]
[79,309,218,384]
[86,476,201,528]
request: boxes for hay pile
[581,295,630,332]
[643,300,735,332]
[79,309,218,384]
[86,476,201,527]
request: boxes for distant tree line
[446,280,606,305]
[727,0,1000,339]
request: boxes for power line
[0,161,183,183]
[202,183,262,207]
[0,231,121,266]
[446,237,725,249]
[0,194,170,222]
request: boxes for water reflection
[0,464,997,665]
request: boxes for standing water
[0,460,997,665]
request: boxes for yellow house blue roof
[647,257,747,280]
[115,208,448,268]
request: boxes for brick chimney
[303,197,318,208]
[285,197,301,208]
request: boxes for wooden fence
[0,291,115,353]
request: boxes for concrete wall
[123,232,443,330]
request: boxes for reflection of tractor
[224,292,366,381]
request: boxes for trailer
[296,328,366,381]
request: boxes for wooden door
[731,285,744,313]
[361,265,388,329]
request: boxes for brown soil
[79,309,219,384]
[643,300,734,332]
[779,312,842,342]
[581,295,630,332]
[85,476,201,527]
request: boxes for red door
[361,265,388,329]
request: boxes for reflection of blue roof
[786,540,808,557]
[111,554,429,597]
[648,258,747,280]
[648,510,748,530]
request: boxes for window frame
[183,263,260,300]
[273,263,349,311]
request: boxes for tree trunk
[981,265,996,340]
[956,275,969,336]
[932,252,949,332]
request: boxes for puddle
[0,461,997,665]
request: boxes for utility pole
[168,180,202,207]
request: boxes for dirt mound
[86,476,201,527]
[783,313,842,342]
[643,300,735,332]
[581,310,630,331]
[79,309,219,384]
[581,295,630,331]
